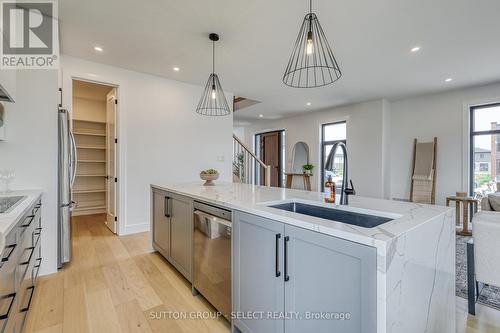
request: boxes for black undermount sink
[269,202,393,228]
[0,196,25,214]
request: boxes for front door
[105,89,117,233]
[260,131,282,187]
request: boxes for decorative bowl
[200,172,219,186]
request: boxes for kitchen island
[151,182,455,333]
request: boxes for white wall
[0,70,59,276]
[241,100,387,197]
[390,82,500,205]
[61,56,233,237]
[239,82,500,206]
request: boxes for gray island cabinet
[232,210,376,333]
[151,182,456,333]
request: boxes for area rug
[456,235,500,310]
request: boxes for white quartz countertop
[152,182,452,251]
[0,190,43,253]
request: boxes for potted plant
[200,168,219,186]
[302,164,314,175]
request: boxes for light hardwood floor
[23,214,500,333]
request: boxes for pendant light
[196,33,231,116]
[283,0,342,88]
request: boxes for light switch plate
[217,155,225,162]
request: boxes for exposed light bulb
[306,31,314,55]
[211,88,217,99]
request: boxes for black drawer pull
[284,236,290,282]
[20,286,35,313]
[32,258,42,284]
[164,196,171,218]
[1,244,16,262]
[21,215,35,228]
[275,234,281,277]
[0,293,16,320]
[20,247,35,266]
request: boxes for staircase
[233,134,271,186]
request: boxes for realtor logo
[1,0,59,69]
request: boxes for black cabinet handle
[0,293,16,320]
[284,236,290,282]
[164,196,171,218]
[1,244,16,262]
[20,286,35,313]
[20,246,35,266]
[275,234,281,277]
[21,215,34,228]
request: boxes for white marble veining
[0,190,42,253]
[153,182,449,246]
[153,182,456,333]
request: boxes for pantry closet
[71,80,118,233]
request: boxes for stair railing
[233,134,271,186]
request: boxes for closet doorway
[71,79,119,233]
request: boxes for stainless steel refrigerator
[58,109,77,268]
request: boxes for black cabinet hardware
[1,244,16,262]
[164,196,171,218]
[20,286,35,313]
[0,293,16,320]
[275,234,281,277]
[284,236,290,282]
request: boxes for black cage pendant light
[196,33,231,116]
[283,0,342,88]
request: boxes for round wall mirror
[291,141,309,173]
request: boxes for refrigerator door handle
[69,130,78,186]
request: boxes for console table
[446,195,478,236]
[284,173,312,191]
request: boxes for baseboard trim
[122,222,150,235]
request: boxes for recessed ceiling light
[173,67,180,71]
[445,78,453,82]
[306,102,311,106]
[258,114,264,118]
[410,46,421,53]
[94,46,103,52]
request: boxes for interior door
[261,131,281,187]
[105,88,117,233]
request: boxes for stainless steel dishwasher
[193,201,232,318]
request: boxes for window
[479,163,489,172]
[470,103,500,197]
[321,121,347,192]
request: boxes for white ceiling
[60,0,500,121]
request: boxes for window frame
[320,121,347,190]
[469,102,500,195]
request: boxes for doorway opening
[71,79,119,234]
[255,130,285,187]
